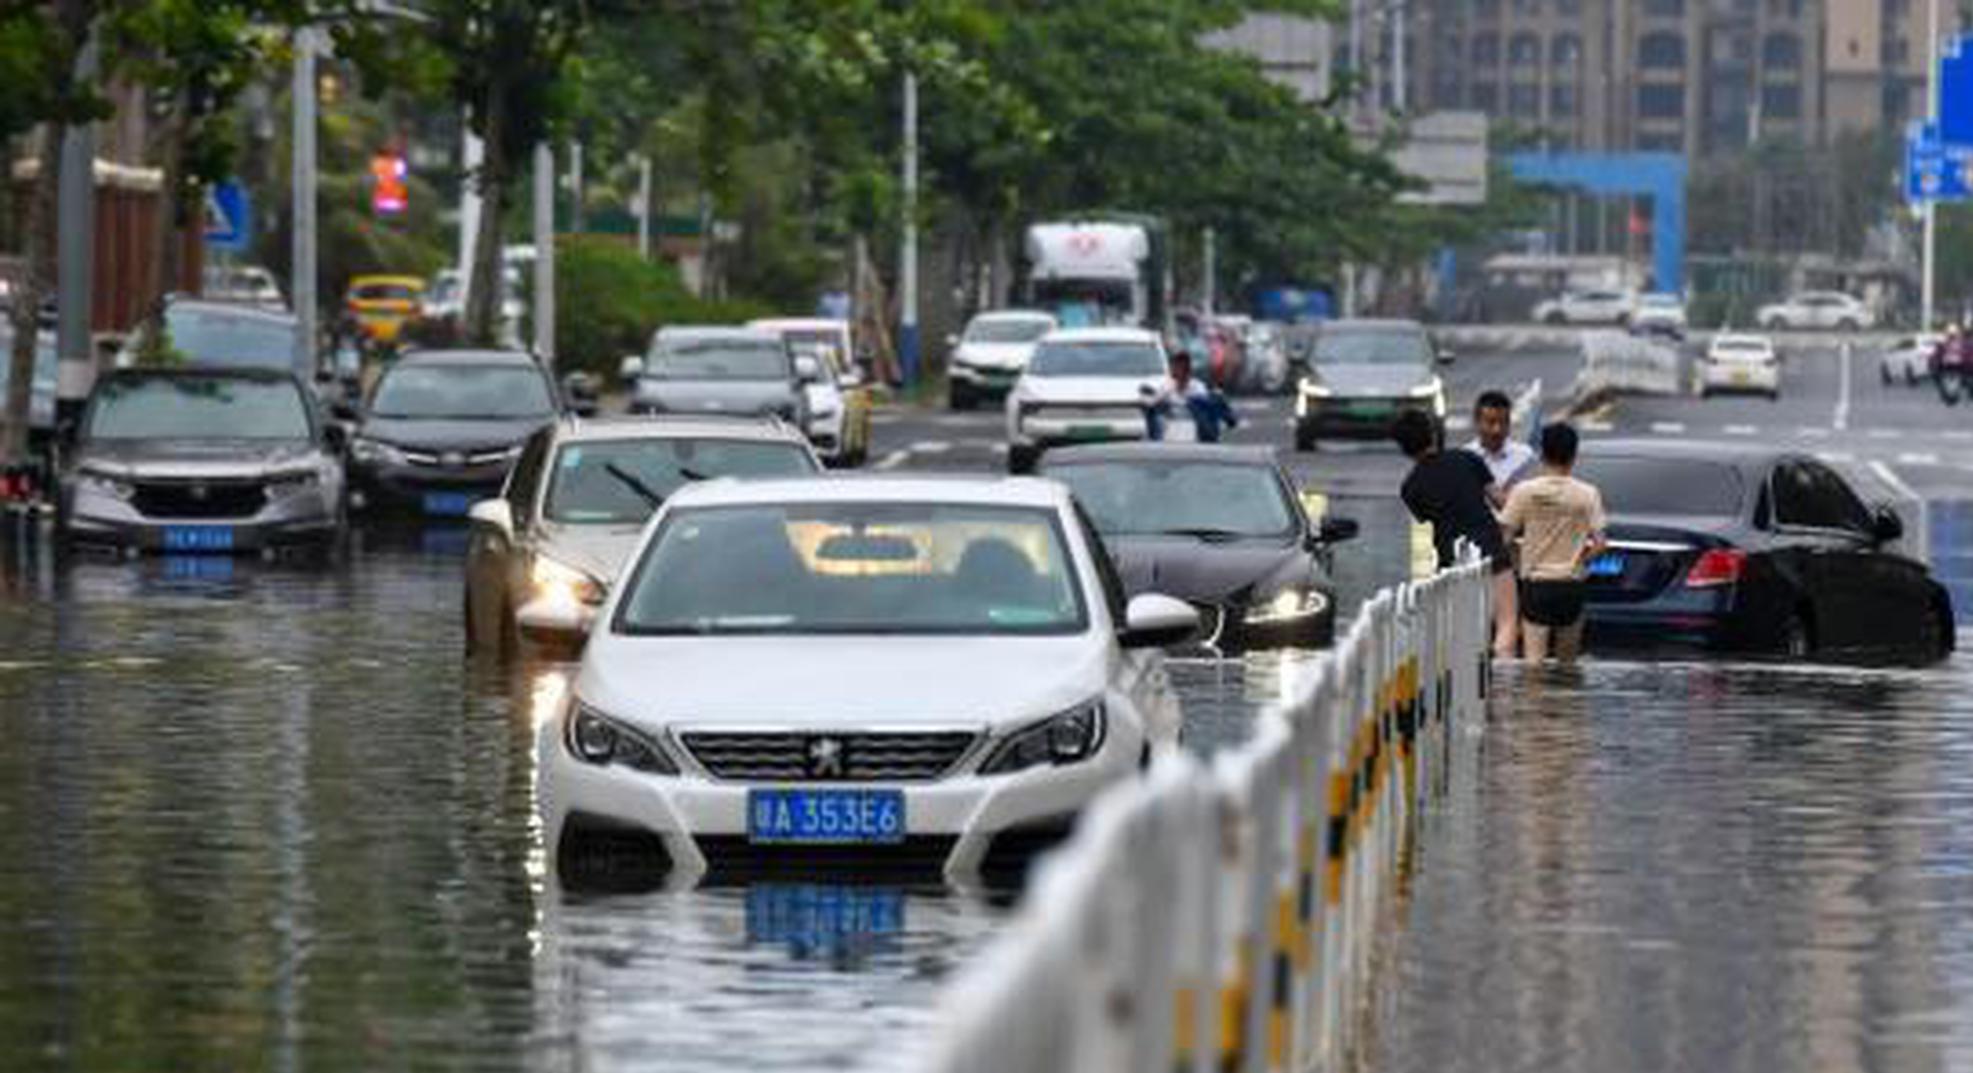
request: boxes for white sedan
[1532,289,1636,326]
[1005,327,1168,473]
[1880,334,1943,386]
[1698,334,1781,399]
[1756,291,1875,331]
[538,476,1195,888]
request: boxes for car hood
[1308,364,1433,397]
[579,633,1108,730]
[954,342,1036,369]
[633,378,799,415]
[1106,535,1317,604]
[1016,375,1162,405]
[358,415,550,452]
[538,522,647,584]
[74,438,329,479]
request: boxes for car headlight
[564,701,677,774]
[532,554,605,607]
[1408,378,1442,399]
[1299,380,1332,398]
[73,468,133,500]
[1245,587,1330,625]
[265,469,324,498]
[979,699,1106,775]
[349,437,402,465]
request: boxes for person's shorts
[1520,579,1586,628]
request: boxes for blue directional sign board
[1939,34,1973,148]
[1907,123,1971,203]
[204,181,251,253]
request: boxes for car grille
[130,479,266,519]
[679,730,980,782]
[400,446,517,468]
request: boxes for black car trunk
[1585,520,1732,604]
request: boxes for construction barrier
[1574,330,1681,398]
[929,555,1493,1073]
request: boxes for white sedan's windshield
[545,439,817,524]
[1049,462,1296,538]
[967,318,1053,343]
[649,338,791,381]
[1027,341,1165,377]
[618,503,1087,635]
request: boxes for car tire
[1907,368,1920,387]
[1881,364,1894,386]
[1763,317,1786,331]
[948,384,973,412]
[1913,604,1953,665]
[1543,311,1566,326]
[1007,444,1040,475]
[1294,423,1318,453]
[1837,318,1860,332]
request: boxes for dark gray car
[60,368,345,553]
[1292,320,1450,452]
[625,326,809,426]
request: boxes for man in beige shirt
[1500,423,1607,663]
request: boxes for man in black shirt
[1393,409,1508,571]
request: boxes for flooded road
[1358,658,1973,1073]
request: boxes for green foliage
[553,236,770,378]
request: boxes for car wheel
[1294,423,1318,453]
[1906,367,1920,386]
[1837,318,1860,331]
[1763,317,1785,331]
[947,383,973,412]
[1912,605,1953,665]
[1543,311,1566,326]
[1007,444,1040,475]
[1881,364,1894,386]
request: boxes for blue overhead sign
[204,181,251,253]
[1907,123,1970,203]
[1939,34,1973,147]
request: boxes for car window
[1803,461,1872,533]
[616,503,1088,636]
[544,438,818,524]
[1027,340,1165,377]
[371,364,555,419]
[649,337,792,381]
[1572,456,1743,517]
[161,308,297,370]
[1071,502,1129,625]
[86,376,312,441]
[1047,461,1297,538]
[966,318,1054,343]
[1773,461,1869,531]
[1313,330,1432,366]
[506,427,553,519]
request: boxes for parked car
[1293,319,1448,452]
[1578,442,1952,663]
[344,349,561,517]
[116,298,299,373]
[1756,291,1875,331]
[1239,320,1292,395]
[538,475,1196,888]
[624,327,810,429]
[1532,289,1636,326]
[1629,292,1688,339]
[345,275,426,345]
[464,415,822,659]
[58,367,345,553]
[1698,333,1781,400]
[1880,333,1943,386]
[421,267,526,338]
[201,264,287,311]
[1004,327,1169,473]
[1041,443,1358,650]
[947,310,1058,410]
[0,322,58,443]
[749,317,873,468]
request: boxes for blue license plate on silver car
[161,526,235,552]
[748,789,906,845]
[422,492,474,517]
[1586,553,1625,578]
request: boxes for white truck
[1021,218,1170,332]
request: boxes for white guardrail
[928,556,1493,1073]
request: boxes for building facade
[1393,0,1954,156]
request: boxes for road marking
[910,440,953,454]
[1867,428,1902,440]
[1897,452,1942,466]
[1235,399,1274,414]
[1834,341,1852,431]
[1949,431,1973,442]
[1723,424,1758,436]
[1796,427,1831,438]
[1650,421,1686,435]
[1445,416,1472,432]
[1816,451,1857,464]
[1579,418,1614,433]
[875,450,911,471]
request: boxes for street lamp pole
[900,70,920,388]
[291,26,318,381]
[1924,0,1942,331]
[533,142,555,369]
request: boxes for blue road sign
[1941,34,1973,148]
[204,181,251,253]
[1907,123,1970,203]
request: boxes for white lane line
[1817,451,1857,464]
[1650,421,1686,435]
[910,440,953,454]
[1796,427,1831,438]
[875,449,911,471]
[1445,415,1472,432]
[1948,431,1973,442]
[1723,424,1758,436]
[1898,452,1942,466]
[1867,428,1902,440]
[1834,341,1852,431]
[1868,459,1931,564]
[1579,419,1614,433]
[1235,399,1274,414]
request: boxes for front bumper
[1699,362,1779,393]
[62,490,343,553]
[540,721,1142,887]
[349,459,510,515]
[950,363,1023,396]
[1296,395,1439,435]
[1010,410,1148,449]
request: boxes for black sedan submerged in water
[1041,443,1358,651]
[1577,441,1953,664]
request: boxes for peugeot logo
[440,451,466,467]
[806,736,846,779]
[189,484,209,501]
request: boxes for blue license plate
[1587,553,1625,578]
[422,492,475,517]
[161,526,235,552]
[746,884,905,955]
[748,789,906,845]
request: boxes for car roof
[663,474,1072,511]
[656,325,783,344]
[1040,327,1161,344]
[550,414,810,446]
[1577,438,1784,473]
[166,298,297,325]
[1041,442,1280,467]
[748,318,847,332]
[349,275,425,288]
[971,309,1056,322]
[393,348,540,368]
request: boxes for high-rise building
[1390,0,1956,156]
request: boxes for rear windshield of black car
[1573,456,1744,518]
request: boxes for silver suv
[463,415,822,658]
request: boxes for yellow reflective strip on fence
[1219,942,1249,1065]
[1175,985,1196,1062]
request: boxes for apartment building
[1391,0,1955,156]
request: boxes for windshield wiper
[1162,527,1250,543]
[605,463,666,509]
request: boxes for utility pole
[899,70,920,388]
[458,118,482,311]
[1391,0,1408,115]
[290,27,318,382]
[1202,227,1217,316]
[1924,0,1942,331]
[636,154,653,260]
[55,37,99,425]
[533,142,555,368]
[569,141,584,234]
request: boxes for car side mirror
[1872,505,1905,545]
[619,355,645,381]
[468,498,514,541]
[330,398,359,422]
[1119,593,1200,649]
[322,423,348,453]
[1317,517,1360,544]
[794,354,823,383]
[1436,347,1456,366]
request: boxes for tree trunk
[2,130,61,468]
[463,93,507,347]
[142,101,188,353]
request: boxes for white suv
[1756,291,1875,331]
[1005,327,1168,473]
[540,476,1195,888]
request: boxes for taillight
[1684,548,1747,588]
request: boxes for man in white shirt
[1466,390,1536,656]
